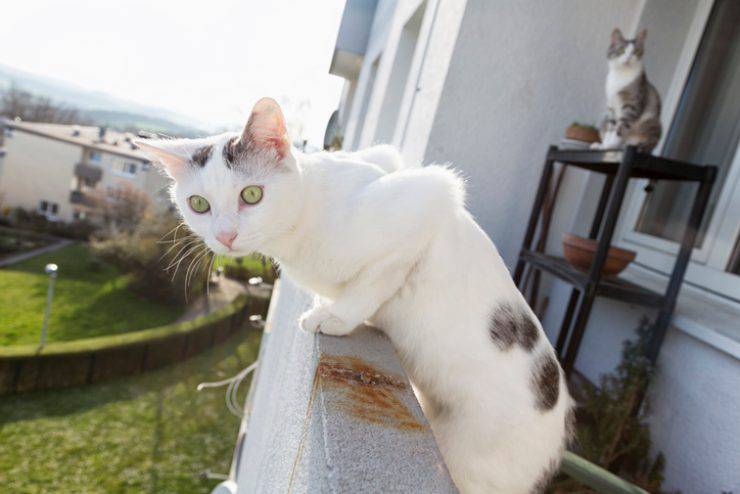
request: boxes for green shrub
[7,207,95,240]
[92,212,211,306]
[549,319,672,493]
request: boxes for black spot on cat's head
[222,136,239,168]
[191,145,213,167]
[532,352,560,411]
[488,304,540,352]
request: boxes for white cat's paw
[299,306,354,336]
[590,141,603,150]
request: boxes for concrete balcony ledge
[221,277,456,493]
[74,162,103,183]
[69,190,96,208]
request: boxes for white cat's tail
[355,144,411,174]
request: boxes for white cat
[136,98,573,493]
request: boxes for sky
[1,0,347,145]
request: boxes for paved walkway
[176,276,248,322]
[0,239,74,268]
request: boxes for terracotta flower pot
[562,233,636,277]
[565,125,601,144]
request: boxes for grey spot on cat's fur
[530,457,560,494]
[564,404,577,447]
[532,352,560,411]
[191,145,213,167]
[489,304,540,352]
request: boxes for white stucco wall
[343,0,467,161]
[649,326,740,494]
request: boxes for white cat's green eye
[188,195,210,214]
[241,185,263,205]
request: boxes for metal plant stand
[513,145,717,376]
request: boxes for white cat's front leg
[299,258,410,337]
[299,303,353,336]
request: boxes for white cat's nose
[216,231,237,249]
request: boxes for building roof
[2,119,151,162]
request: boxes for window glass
[635,0,740,246]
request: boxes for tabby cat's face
[608,28,647,68]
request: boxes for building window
[38,200,59,218]
[352,55,382,150]
[621,0,740,300]
[73,210,86,221]
[121,162,138,175]
[89,151,102,163]
[636,0,740,246]
[374,2,426,144]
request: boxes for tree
[90,183,152,234]
[0,84,89,124]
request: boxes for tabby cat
[593,28,662,153]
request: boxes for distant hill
[0,63,208,137]
[82,110,206,138]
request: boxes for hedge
[0,294,269,395]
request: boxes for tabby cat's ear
[636,29,647,46]
[610,28,624,45]
[242,97,289,160]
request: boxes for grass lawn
[0,330,261,493]
[0,243,183,346]
[214,253,272,274]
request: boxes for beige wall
[0,130,80,222]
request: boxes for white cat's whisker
[169,242,204,281]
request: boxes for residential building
[0,120,169,222]
[327,1,739,492]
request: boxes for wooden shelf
[519,250,665,308]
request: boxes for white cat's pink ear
[134,139,191,180]
[243,97,289,160]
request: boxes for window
[620,0,740,300]
[38,200,59,218]
[373,2,426,144]
[73,210,86,221]
[121,162,138,175]
[89,150,102,163]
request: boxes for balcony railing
[69,190,96,208]
[74,162,103,184]
[216,277,648,493]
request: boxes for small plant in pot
[563,122,601,150]
[566,122,601,143]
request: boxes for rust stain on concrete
[316,354,424,431]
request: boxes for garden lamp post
[39,263,58,349]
